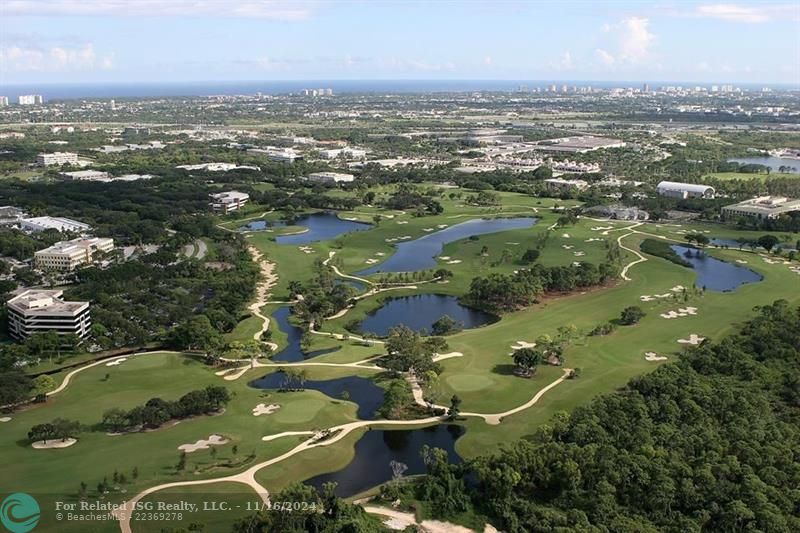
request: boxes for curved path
[245,246,280,352]
[617,232,649,281]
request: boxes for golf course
[2,185,798,533]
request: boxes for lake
[239,219,287,232]
[269,306,339,363]
[358,217,538,275]
[359,294,496,336]
[671,245,763,292]
[276,213,372,245]
[304,424,464,497]
[249,371,384,420]
[727,156,800,173]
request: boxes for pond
[270,306,340,363]
[304,424,465,497]
[727,156,800,173]
[275,212,372,245]
[249,371,384,420]
[670,245,763,292]
[357,217,538,275]
[359,294,497,336]
[239,219,287,232]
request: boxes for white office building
[58,170,111,181]
[0,206,27,226]
[34,237,114,271]
[177,162,260,172]
[656,181,716,199]
[6,289,91,340]
[722,196,800,220]
[306,172,355,184]
[0,96,8,107]
[209,191,250,213]
[20,216,91,233]
[544,178,589,191]
[318,147,367,159]
[18,94,43,105]
[37,152,79,166]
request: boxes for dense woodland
[384,301,800,532]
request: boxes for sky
[1,0,799,86]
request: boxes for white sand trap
[670,285,685,292]
[661,307,697,319]
[655,293,672,298]
[178,434,228,453]
[105,357,127,367]
[736,259,748,264]
[432,351,463,362]
[640,295,655,302]
[447,260,462,264]
[562,233,571,238]
[678,334,706,345]
[511,341,536,350]
[33,438,77,449]
[261,431,314,442]
[375,252,386,256]
[573,251,585,256]
[399,235,412,240]
[562,244,574,249]
[439,256,451,260]
[423,228,434,232]
[437,224,448,228]
[0,417,11,422]
[396,221,408,224]
[572,261,581,266]
[585,238,603,242]
[645,352,668,362]
[385,238,397,242]
[591,226,613,231]
[365,259,379,264]
[505,241,520,245]
[252,403,281,416]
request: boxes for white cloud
[695,4,770,23]
[595,17,655,67]
[1,0,313,20]
[0,43,113,71]
[483,55,493,66]
[549,51,574,70]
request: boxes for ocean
[2,80,796,101]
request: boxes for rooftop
[7,289,88,315]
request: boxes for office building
[0,206,27,226]
[37,152,79,166]
[0,96,8,106]
[34,237,114,271]
[209,191,250,214]
[318,147,367,159]
[20,216,91,233]
[6,289,91,340]
[544,178,589,191]
[721,196,800,220]
[18,94,43,105]
[306,172,355,184]
[656,181,716,199]
[58,170,111,181]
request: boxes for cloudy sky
[1,0,798,85]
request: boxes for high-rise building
[37,152,79,166]
[0,96,8,106]
[643,83,650,93]
[18,94,43,105]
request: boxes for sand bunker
[33,438,77,449]
[511,341,537,350]
[437,224,448,228]
[106,357,127,367]
[298,246,315,254]
[591,226,614,231]
[736,259,748,264]
[365,258,379,264]
[432,351,464,362]
[562,244,574,250]
[645,352,668,362]
[178,434,228,453]
[396,221,408,224]
[0,417,11,422]
[447,260,462,264]
[573,251,585,256]
[505,242,520,245]
[678,334,706,345]
[585,238,603,242]
[660,307,698,319]
[562,233,570,238]
[423,228,434,232]
[439,256,450,260]
[252,403,281,416]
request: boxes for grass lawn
[703,171,799,181]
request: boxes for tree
[169,315,222,352]
[512,348,542,377]
[448,395,462,420]
[0,370,32,405]
[28,423,56,444]
[521,248,540,264]
[757,234,780,252]
[620,306,646,325]
[102,408,129,433]
[31,374,56,397]
[177,451,187,471]
[52,418,80,441]
[383,325,438,374]
[431,315,459,336]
